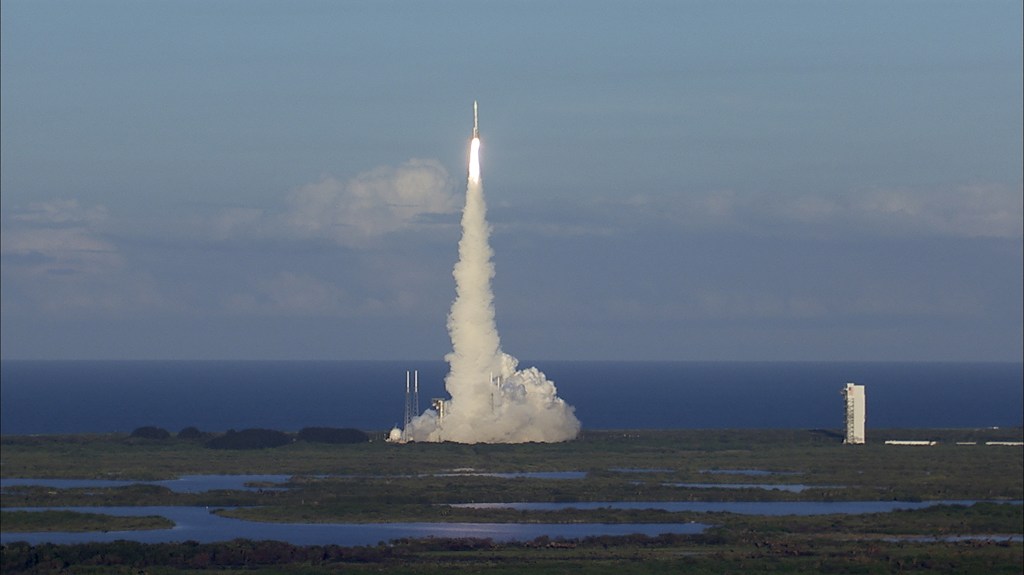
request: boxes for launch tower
[403,370,419,436]
[842,383,866,444]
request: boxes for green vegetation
[205,428,292,450]
[2,428,1020,497]
[296,427,369,444]
[1,428,1021,573]
[177,426,206,440]
[2,532,1021,574]
[0,510,173,533]
[128,426,171,440]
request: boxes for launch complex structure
[842,382,866,444]
[403,370,419,439]
[397,369,507,443]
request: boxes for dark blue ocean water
[1,361,1021,435]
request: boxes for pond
[0,506,708,546]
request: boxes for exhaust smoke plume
[403,109,580,443]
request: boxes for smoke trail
[404,117,580,443]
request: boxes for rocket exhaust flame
[469,100,480,181]
[402,103,581,444]
[468,137,481,183]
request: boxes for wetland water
[452,501,1020,515]
[666,483,828,492]
[0,507,709,546]
[6,501,1018,546]
[0,473,584,494]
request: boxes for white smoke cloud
[403,138,581,444]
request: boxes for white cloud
[653,182,1023,238]
[853,184,1023,238]
[1,200,170,315]
[1,200,121,277]
[283,159,456,244]
[209,158,458,246]
[11,199,109,225]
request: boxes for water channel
[0,472,587,494]
[4,476,1020,546]
[450,500,1013,515]
[0,506,709,546]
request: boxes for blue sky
[2,0,1021,360]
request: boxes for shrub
[177,426,205,440]
[205,428,292,450]
[130,426,171,440]
[297,427,370,444]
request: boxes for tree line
[2,534,695,573]
[129,426,369,449]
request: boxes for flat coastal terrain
[2,428,1022,574]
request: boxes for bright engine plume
[403,102,580,443]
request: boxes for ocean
[1,361,1021,435]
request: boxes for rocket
[473,100,479,139]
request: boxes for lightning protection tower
[404,370,419,431]
[413,371,419,419]
[841,383,866,444]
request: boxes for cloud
[489,181,1021,243]
[210,158,457,246]
[11,199,110,226]
[1,200,121,277]
[213,207,266,241]
[1,200,168,314]
[1,157,458,321]
[225,272,350,316]
[641,182,1023,239]
[853,184,1023,238]
[283,159,457,244]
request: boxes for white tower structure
[842,383,866,444]
[403,370,419,438]
[390,370,421,443]
[404,371,412,431]
[413,370,419,421]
